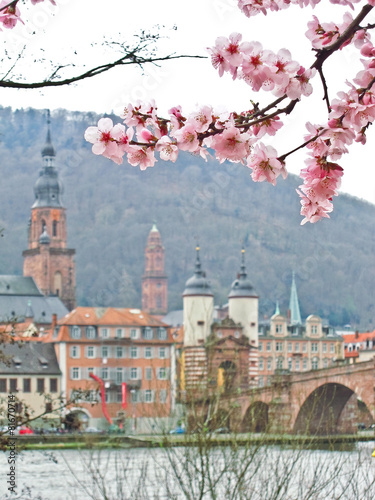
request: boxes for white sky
[1,0,375,204]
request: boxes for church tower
[141,223,168,317]
[22,113,76,311]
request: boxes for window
[101,328,109,339]
[159,389,167,403]
[130,346,139,359]
[116,368,123,384]
[131,390,139,403]
[288,342,293,353]
[115,328,123,339]
[10,379,17,392]
[259,358,264,370]
[144,347,153,359]
[116,347,124,359]
[70,345,81,359]
[302,343,307,353]
[158,367,167,380]
[86,327,96,339]
[71,368,80,380]
[45,402,52,413]
[23,378,31,393]
[311,325,318,335]
[101,368,109,380]
[258,343,263,352]
[323,358,329,368]
[266,342,271,352]
[158,328,167,340]
[159,347,168,359]
[275,324,283,334]
[131,329,139,339]
[145,368,152,380]
[303,358,308,370]
[288,358,293,371]
[311,343,318,353]
[50,378,58,393]
[312,358,319,370]
[258,376,264,388]
[144,390,153,403]
[130,367,139,380]
[330,343,335,353]
[101,346,109,358]
[143,327,153,340]
[295,359,300,371]
[0,379,7,392]
[276,357,283,369]
[323,343,327,353]
[295,343,300,353]
[52,220,58,237]
[71,326,81,339]
[37,378,45,393]
[116,387,122,403]
[276,342,283,352]
[86,346,96,359]
[267,358,272,371]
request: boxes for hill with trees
[0,106,374,329]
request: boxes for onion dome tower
[228,247,259,345]
[182,245,214,347]
[142,223,168,317]
[22,112,76,311]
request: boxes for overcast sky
[1,0,375,204]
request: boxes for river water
[1,441,375,500]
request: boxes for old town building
[343,330,375,362]
[180,247,259,397]
[22,114,76,311]
[48,307,175,431]
[142,223,168,318]
[0,341,62,428]
[257,275,344,386]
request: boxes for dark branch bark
[0,53,206,89]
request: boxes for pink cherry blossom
[172,122,200,152]
[247,143,287,185]
[0,0,23,29]
[187,106,213,133]
[211,126,253,163]
[155,136,179,162]
[126,146,156,170]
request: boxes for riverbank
[2,431,374,451]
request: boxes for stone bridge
[219,359,375,434]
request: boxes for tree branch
[0,53,206,89]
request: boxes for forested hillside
[0,107,374,329]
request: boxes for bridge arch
[241,401,269,433]
[293,382,373,435]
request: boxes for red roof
[58,307,167,327]
[345,350,359,358]
[342,330,375,344]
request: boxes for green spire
[274,300,280,316]
[289,272,302,325]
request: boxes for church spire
[289,272,302,325]
[33,112,63,209]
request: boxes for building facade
[49,307,174,432]
[0,342,62,428]
[22,115,76,311]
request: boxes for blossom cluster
[84,102,287,186]
[207,33,316,100]
[0,0,55,30]
[237,0,364,18]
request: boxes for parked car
[84,427,101,433]
[212,427,230,434]
[169,426,186,434]
[18,426,34,435]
